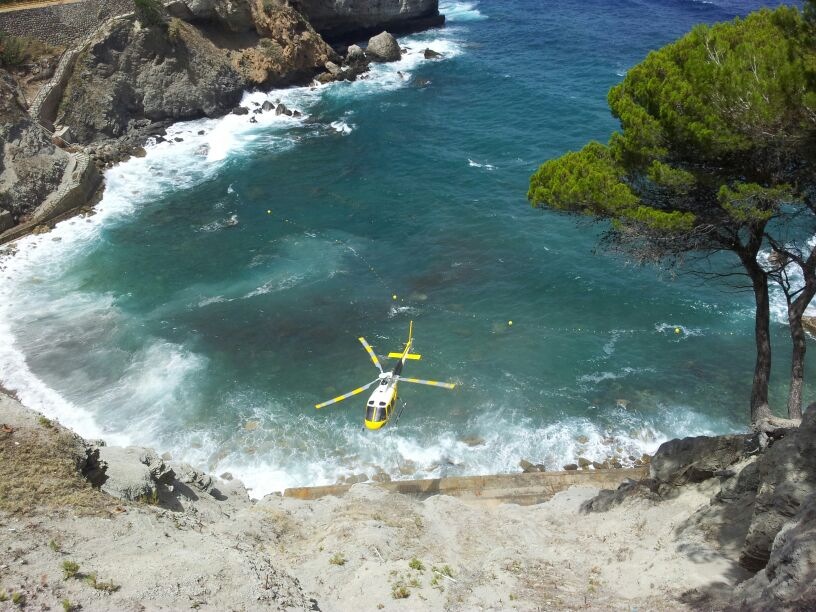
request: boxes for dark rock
[132,146,147,158]
[424,48,443,59]
[366,31,401,62]
[275,103,289,115]
[233,106,249,115]
[325,60,342,75]
[198,130,206,135]
[563,464,579,471]
[740,405,816,571]
[519,459,539,473]
[261,100,274,112]
[220,472,234,481]
[581,479,663,513]
[650,434,751,485]
[249,116,257,123]
[174,137,184,142]
[577,457,591,469]
[292,110,302,117]
[346,44,366,65]
[728,493,816,609]
[296,0,445,42]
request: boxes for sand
[0,392,748,611]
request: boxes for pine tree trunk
[748,266,773,424]
[786,282,816,420]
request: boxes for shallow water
[1,0,811,495]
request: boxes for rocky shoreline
[0,0,444,243]
[1,390,814,610]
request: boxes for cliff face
[0,70,70,230]
[55,18,246,145]
[54,0,335,146]
[293,0,444,42]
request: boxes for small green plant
[408,558,424,571]
[329,552,346,566]
[61,599,76,612]
[391,585,410,599]
[509,593,517,601]
[86,573,119,593]
[38,415,54,428]
[138,489,159,505]
[49,538,61,552]
[11,591,24,606]
[167,18,183,42]
[0,590,7,601]
[62,559,80,579]
[433,564,454,578]
[408,577,420,588]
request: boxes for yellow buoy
[508,320,513,326]
[392,295,397,300]
[267,210,271,214]
[675,327,682,334]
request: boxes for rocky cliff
[0,70,69,230]
[583,404,816,611]
[294,0,444,42]
[54,0,335,148]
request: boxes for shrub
[0,32,25,67]
[134,0,165,27]
[408,558,424,571]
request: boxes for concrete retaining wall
[0,0,132,47]
[284,467,648,506]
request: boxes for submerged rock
[424,48,443,59]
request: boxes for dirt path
[0,0,84,14]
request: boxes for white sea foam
[468,158,496,170]
[171,399,736,497]
[441,0,487,22]
[330,120,353,134]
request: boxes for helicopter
[315,321,456,429]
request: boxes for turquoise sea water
[1,0,812,495]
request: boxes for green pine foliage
[530,6,815,253]
[133,0,166,27]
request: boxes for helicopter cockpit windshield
[365,400,387,422]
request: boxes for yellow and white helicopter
[315,321,456,429]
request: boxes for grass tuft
[86,572,119,593]
[62,559,80,579]
[392,585,410,599]
[329,552,346,566]
[408,557,424,571]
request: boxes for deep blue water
[0,0,810,494]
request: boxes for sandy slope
[0,392,747,611]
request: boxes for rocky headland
[1,390,814,610]
[0,0,442,240]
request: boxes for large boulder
[728,493,816,610]
[739,405,816,570]
[650,434,753,486]
[366,31,401,62]
[97,446,175,501]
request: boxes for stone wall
[0,0,133,47]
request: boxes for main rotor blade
[358,337,383,373]
[397,377,456,390]
[315,378,379,410]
